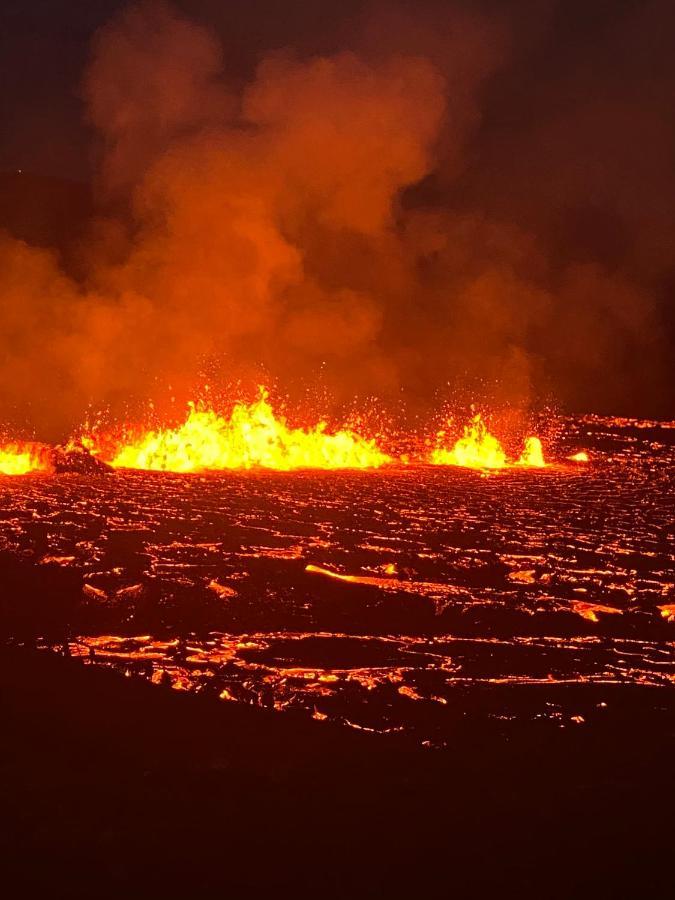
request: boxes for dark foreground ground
[2,643,674,899]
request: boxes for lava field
[1,415,673,744]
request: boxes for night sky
[0,0,673,429]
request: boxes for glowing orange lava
[431,415,507,469]
[570,600,623,623]
[0,442,51,476]
[568,451,589,463]
[517,436,546,468]
[91,389,391,472]
[430,415,545,470]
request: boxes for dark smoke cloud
[0,0,672,436]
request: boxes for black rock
[49,442,113,474]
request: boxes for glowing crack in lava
[92,390,391,472]
[0,442,51,476]
[430,414,546,470]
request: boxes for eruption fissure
[0,393,562,475]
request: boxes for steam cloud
[0,0,671,436]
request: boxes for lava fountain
[88,389,391,472]
[431,414,546,470]
[517,436,546,468]
[0,442,52,476]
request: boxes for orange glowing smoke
[92,389,391,472]
[430,414,546,470]
[0,442,51,476]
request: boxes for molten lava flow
[517,436,546,468]
[93,390,391,472]
[570,600,623,623]
[0,442,52,475]
[568,451,589,463]
[431,415,507,469]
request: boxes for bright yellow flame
[568,451,589,463]
[431,414,507,469]
[517,436,546,467]
[96,389,391,472]
[0,443,51,476]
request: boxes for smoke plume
[0,0,672,436]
